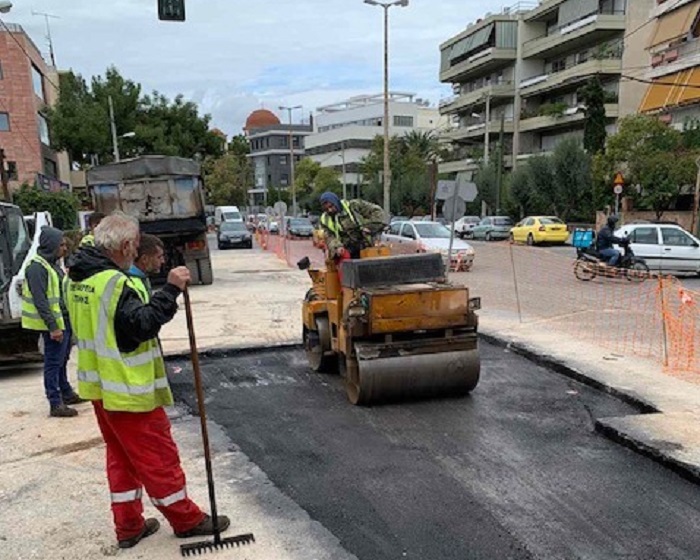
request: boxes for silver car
[382,221,475,271]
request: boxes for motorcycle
[574,238,651,283]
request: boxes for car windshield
[540,217,564,225]
[465,217,480,224]
[290,219,312,227]
[221,222,247,232]
[494,218,513,226]
[223,212,241,221]
[415,223,452,239]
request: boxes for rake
[181,286,255,557]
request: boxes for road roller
[299,232,481,405]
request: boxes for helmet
[607,215,619,228]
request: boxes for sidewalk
[2,246,700,559]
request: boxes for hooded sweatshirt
[68,246,180,353]
[25,227,67,332]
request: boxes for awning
[449,23,494,62]
[639,69,700,112]
[649,0,700,49]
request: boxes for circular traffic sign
[443,197,467,222]
[274,201,288,216]
[614,185,623,195]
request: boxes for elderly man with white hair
[66,212,230,550]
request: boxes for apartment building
[639,0,700,126]
[244,109,312,207]
[0,23,70,194]
[305,93,446,197]
[438,0,652,177]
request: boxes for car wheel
[527,234,535,246]
[509,233,514,244]
[217,243,223,250]
[485,232,492,242]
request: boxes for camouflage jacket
[321,199,387,255]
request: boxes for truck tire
[198,257,214,285]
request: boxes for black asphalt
[170,342,700,560]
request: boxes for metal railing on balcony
[520,53,622,88]
[523,7,626,46]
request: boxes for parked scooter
[574,238,650,282]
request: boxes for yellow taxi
[510,216,569,246]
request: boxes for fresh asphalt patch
[170,341,700,560]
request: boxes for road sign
[443,196,467,222]
[265,206,275,217]
[273,201,288,216]
[614,185,623,195]
[436,180,456,201]
[458,182,478,203]
[613,172,625,186]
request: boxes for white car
[453,216,481,239]
[382,221,475,270]
[614,223,700,275]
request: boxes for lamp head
[0,1,13,14]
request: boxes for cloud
[7,0,493,136]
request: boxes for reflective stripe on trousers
[111,488,143,504]
[151,487,188,508]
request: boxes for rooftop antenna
[31,10,59,67]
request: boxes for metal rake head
[180,533,255,557]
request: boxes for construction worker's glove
[335,247,350,259]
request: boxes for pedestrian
[80,212,105,247]
[128,233,166,302]
[21,226,84,417]
[66,212,230,550]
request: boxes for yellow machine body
[302,247,480,405]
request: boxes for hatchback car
[285,217,314,239]
[218,221,253,250]
[510,216,569,246]
[471,216,514,241]
[614,223,700,274]
[453,216,481,239]
[382,221,475,270]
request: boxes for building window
[6,161,17,180]
[280,174,289,186]
[0,112,9,131]
[393,116,414,127]
[552,58,566,73]
[38,113,50,145]
[280,156,287,165]
[43,158,57,179]
[32,65,45,101]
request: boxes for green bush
[13,183,79,231]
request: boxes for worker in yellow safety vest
[79,211,105,247]
[127,234,166,302]
[22,226,86,417]
[66,211,230,550]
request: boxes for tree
[578,76,607,154]
[293,158,343,212]
[202,134,252,207]
[551,137,593,221]
[13,184,79,231]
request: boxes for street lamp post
[279,105,302,216]
[0,2,13,14]
[364,0,409,216]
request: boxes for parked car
[285,217,314,238]
[217,221,253,250]
[614,223,700,275]
[510,216,569,246]
[390,215,409,224]
[471,216,514,241]
[268,220,280,235]
[382,221,475,270]
[453,216,481,239]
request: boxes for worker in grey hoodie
[22,227,85,417]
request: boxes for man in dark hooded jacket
[22,227,84,417]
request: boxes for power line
[622,73,700,90]
[621,0,684,42]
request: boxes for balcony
[523,11,625,59]
[440,47,517,84]
[519,103,618,133]
[524,0,566,22]
[439,81,516,115]
[441,119,515,142]
[520,58,622,98]
[649,38,700,80]
[439,155,514,175]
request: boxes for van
[215,206,243,226]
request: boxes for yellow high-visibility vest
[66,270,172,412]
[320,199,358,236]
[21,255,65,331]
[80,234,95,247]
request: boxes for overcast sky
[5,0,498,136]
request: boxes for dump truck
[87,156,213,285]
[0,204,51,362]
[300,223,481,405]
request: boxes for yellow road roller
[299,239,481,406]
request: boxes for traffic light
[158,0,185,21]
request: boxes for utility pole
[341,141,347,200]
[0,148,10,202]
[495,112,505,214]
[109,96,120,163]
[32,10,60,67]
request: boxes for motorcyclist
[319,192,388,259]
[596,215,626,266]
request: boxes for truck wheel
[198,258,214,285]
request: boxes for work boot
[49,404,78,418]
[175,514,231,538]
[63,393,88,405]
[118,518,160,549]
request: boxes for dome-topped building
[244,109,281,132]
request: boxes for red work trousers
[93,401,206,541]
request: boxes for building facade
[639,0,700,126]
[244,109,313,207]
[438,0,652,177]
[0,23,70,195]
[305,93,447,198]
